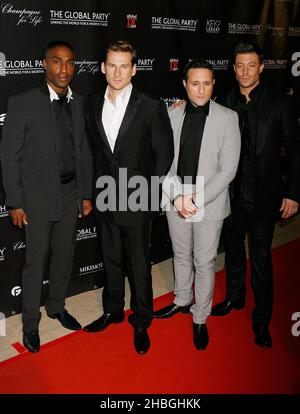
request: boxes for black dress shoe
[253,325,272,348]
[83,313,125,332]
[193,323,209,350]
[211,299,245,316]
[134,327,150,354]
[153,303,192,319]
[23,330,40,353]
[48,310,81,331]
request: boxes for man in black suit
[83,40,173,354]
[211,42,300,348]
[0,41,93,352]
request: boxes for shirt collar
[104,83,133,105]
[185,99,210,116]
[237,82,263,105]
[47,83,73,103]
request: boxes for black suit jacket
[0,84,93,221]
[225,84,300,219]
[86,87,174,225]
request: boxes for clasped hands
[174,193,198,218]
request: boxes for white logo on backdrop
[13,241,26,251]
[0,52,43,76]
[50,10,110,27]
[11,286,21,296]
[206,20,221,33]
[266,24,286,37]
[207,59,229,70]
[0,3,43,26]
[79,263,104,276]
[136,58,155,71]
[0,205,9,218]
[263,59,287,70]
[228,23,261,35]
[288,27,300,37]
[76,61,99,75]
[152,17,198,32]
[0,52,6,76]
[0,247,6,262]
[77,227,97,241]
[0,113,6,125]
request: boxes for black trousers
[22,180,78,333]
[98,217,153,328]
[222,206,275,328]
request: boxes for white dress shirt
[102,83,133,152]
[47,84,73,103]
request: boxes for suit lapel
[197,100,216,175]
[39,84,60,154]
[94,94,112,153]
[69,95,82,155]
[171,105,186,171]
[255,86,268,156]
[93,88,142,154]
[113,88,142,153]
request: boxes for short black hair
[233,42,263,64]
[44,41,75,58]
[183,59,214,81]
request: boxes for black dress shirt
[51,95,76,179]
[177,100,210,185]
[229,83,263,210]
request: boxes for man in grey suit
[0,41,93,353]
[154,59,241,350]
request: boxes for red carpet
[0,238,299,394]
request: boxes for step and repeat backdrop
[0,0,299,316]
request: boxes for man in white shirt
[84,40,173,355]
[102,82,133,152]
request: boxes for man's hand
[82,200,93,217]
[171,99,186,109]
[280,198,299,219]
[10,208,28,228]
[174,194,197,218]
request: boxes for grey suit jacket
[0,85,93,221]
[162,100,241,221]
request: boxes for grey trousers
[22,180,78,333]
[167,208,223,324]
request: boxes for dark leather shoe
[253,325,272,348]
[211,299,245,316]
[153,303,192,319]
[48,310,81,330]
[23,330,40,353]
[134,327,150,354]
[193,323,209,350]
[83,313,125,332]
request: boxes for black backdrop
[0,0,299,316]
